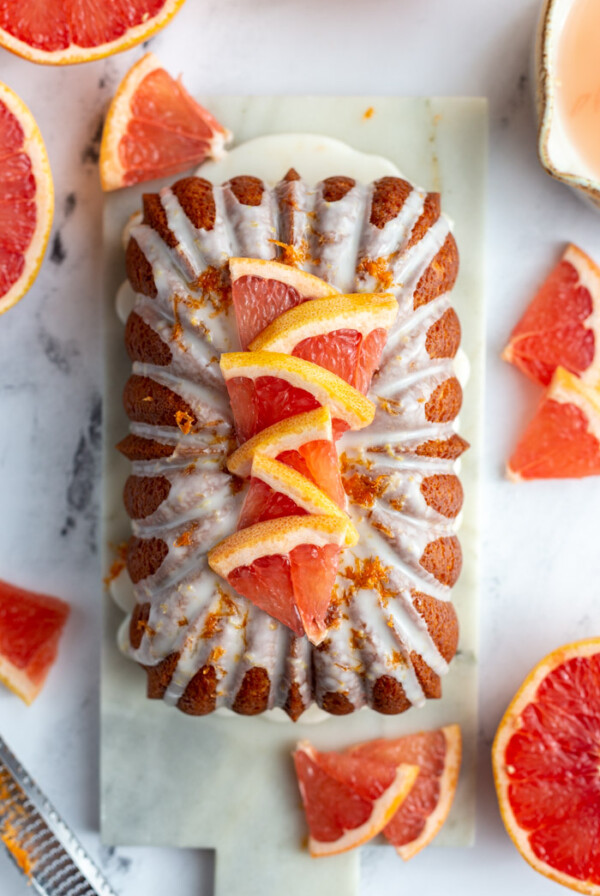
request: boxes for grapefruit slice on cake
[229,258,338,350]
[507,366,600,480]
[0,0,185,65]
[502,244,600,387]
[250,293,398,393]
[227,408,346,509]
[0,579,70,704]
[293,740,420,857]
[208,515,354,644]
[348,725,461,858]
[0,82,53,315]
[100,53,230,191]
[220,351,375,443]
[492,638,600,895]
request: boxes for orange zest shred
[342,472,388,507]
[103,541,128,588]
[0,770,34,879]
[268,238,312,267]
[363,107,374,120]
[175,410,194,434]
[358,256,394,289]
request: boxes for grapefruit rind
[220,351,375,431]
[227,407,334,477]
[229,258,339,300]
[492,638,600,896]
[208,514,356,577]
[99,52,231,191]
[0,0,186,65]
[249,293,398,353]
[0,82,54,316]
[0,657,41,705]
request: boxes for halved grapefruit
[0,579,70,704]
[227,408,346,508]
[100,53,230,191]
[348,725,461,858]
[507,366,600,480]
[293,740,419,857]
[237,454,352,534]
[0,82,53,315]
[249,293,398,393]
[0,0,186,65]
[208,515,354,644]
[502,244,600,387]
[492,639,600,895]
[220,351,375,443]
[229,257,338,350]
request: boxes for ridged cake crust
[117,170,467,720]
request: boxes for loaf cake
[117,169,467,720]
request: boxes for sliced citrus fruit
[227,407,346,508]
[238,454,353,539]
[220,351,375,443]
[249,293,398,393]
[293,740,420,857]
[507,366,600,480]
[229,257,338,350]
[100,53,230,191]
[348,725,461,859]
[208,515,354,644]
[0,82,53,315]
[0,0,185,65]
[502,244,600,387]
[0,579,70,704]
[492,638,600,895]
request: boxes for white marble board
[102,96,487,896]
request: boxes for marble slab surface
[101,96,486,896]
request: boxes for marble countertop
[2,0,600,893]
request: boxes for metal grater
[0,736,117,896]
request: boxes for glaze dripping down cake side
[117,170,467,720]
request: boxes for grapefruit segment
[220,351,375,443]
[492,639,600,895]
[503,244,600,387]
[293,740,419,857]
[208,515,353,644]
[229,258,338,349]
[508,366,600,480]
[249,293,398,393]
[100,53,230,191]
[0,82,53,315]
[0,579,70,704]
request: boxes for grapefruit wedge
[508,366,600,480]
[0,579,70,704]
[348,725,461,858]
[492,639,600,895]
[208,515,354,644]
[100,53,230,191]
[0,0,185,65]
[503,244,600,387]
[220,351,375,443]
[293,740,419,857]
[227,408,346,508]
[250,293,398,393]
[230,258,338,350]
[0,82,53,315]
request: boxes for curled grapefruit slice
[100,53,230,191]
[227,408,346,508]
[348,725,461,859]
[293,740,419,857]
[229,257,338,350]
[249,293,398,393]
[507,366,600,480]
[0,0,185,65]
[220,351,375,443]
[0,579,70,704]
[492,639,600,895]
[0,82,53,315]
[208,515,354,644]
[238,454,352,537]
[503,244,600,387]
